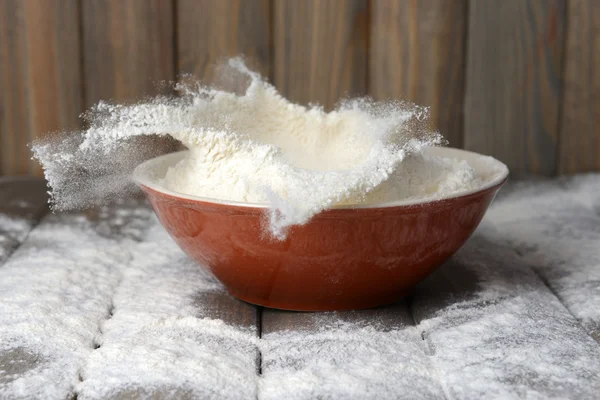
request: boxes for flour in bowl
[32,57,498,239]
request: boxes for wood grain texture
[411,228,600,398]
[370,0,467,147]
[0,0,81,176]
[0,177,49,220]
[558,0,600,174]
[262,302,413,335]
[0,177,49,264]
[464,0,565,177]
[177,0,271,82]
[274,0,368,109]
[76,210,260,399]
[0,204,153,398]
[82,0,175,106]
[260,303,446,398]
[486,177,600,343]
[192,290,259,330]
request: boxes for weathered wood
[82,0,175,107]
[1,193,261,398]
[559,0,600,174]
[260,302,445,399]
[273,0,368,109]
[487,176,600,342]
[411,225,600,399]
[0,0,81,176]
[177,0,271,82]
[0,177,49,264]
[262,302,413,334]
[464,0,565,177]
[192,290,259,331]
[0,177,49,219]
[78,217,260,399]
[370,0,467,147]
[0,202,153,399]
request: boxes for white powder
[3,177,600,398]
[411,224,600,399]
[0,215,31,264]
[0,213,131,399]
[486,178,600,340]
[259,316,445,400]
[32,58,491,239]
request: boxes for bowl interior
[133,147,509,209]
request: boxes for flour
[3,178,600,398]
[259,317,445,400]
[78,222,259,399]
[32,58,495,239]
[411,225,600,399]
[0,213,131,399]
[486,178,600,340]
[0,215,33,264]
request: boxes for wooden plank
[177,0,271,82]
[0,177,49,220]
[78,217,260,399]
[0,0,81,176]
[487,176,600,342]
[273,0,368,109]
[262,302,414,334]
[260,303,445,399]
[0,202,153,398]
[370,0,467,147]
[558,0,600,174]
[410,225,600,398]
[562,173,600,216]
[0,177,49,264]
[464,0,565,177]
[82,0,175,107]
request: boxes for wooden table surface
[1,176,599,399]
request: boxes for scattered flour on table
[2,176,600,398]
[0,213,133,399]
[31,57,502,239]
[486,177,600,339]
[411,224,600,399]
[0,215,31,263]
[260,318,445,400]
[78,221,259,399]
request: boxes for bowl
[133,147,508,311]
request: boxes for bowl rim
[133,147,509,210]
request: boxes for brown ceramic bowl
[133,147,508,311]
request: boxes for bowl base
[228,290,412,312]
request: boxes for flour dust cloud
[32,57,489,239]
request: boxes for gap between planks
[0,177,49,263]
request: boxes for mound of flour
[33,58,484,239]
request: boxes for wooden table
[1,176,599,399]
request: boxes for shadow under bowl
[133,147,508,311]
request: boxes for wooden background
[0,0,598,177]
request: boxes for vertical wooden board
[274,0,368,109]
[0,0,81,176]
[177,0,271,82]
[464,0,565,177]
[559,0,600,174]
[370,0,467,147]
[82,0,175,107]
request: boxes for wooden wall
[1,0,598,177]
